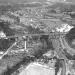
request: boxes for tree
[0,22,15,51]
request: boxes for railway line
[0,32,66,39]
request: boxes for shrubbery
[0,22,15,51]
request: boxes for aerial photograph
[0,0,75,75]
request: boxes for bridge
[0,32,66,39]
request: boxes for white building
[56,24,73,33]
[0,31,6,38]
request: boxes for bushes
[0,22,15,36]
[65,27,75,46]
[0,22,15,51]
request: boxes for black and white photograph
[0,0,75,75]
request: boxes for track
[0,32,66,39]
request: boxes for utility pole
[24,40,27,50]
[22,36,28,51]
